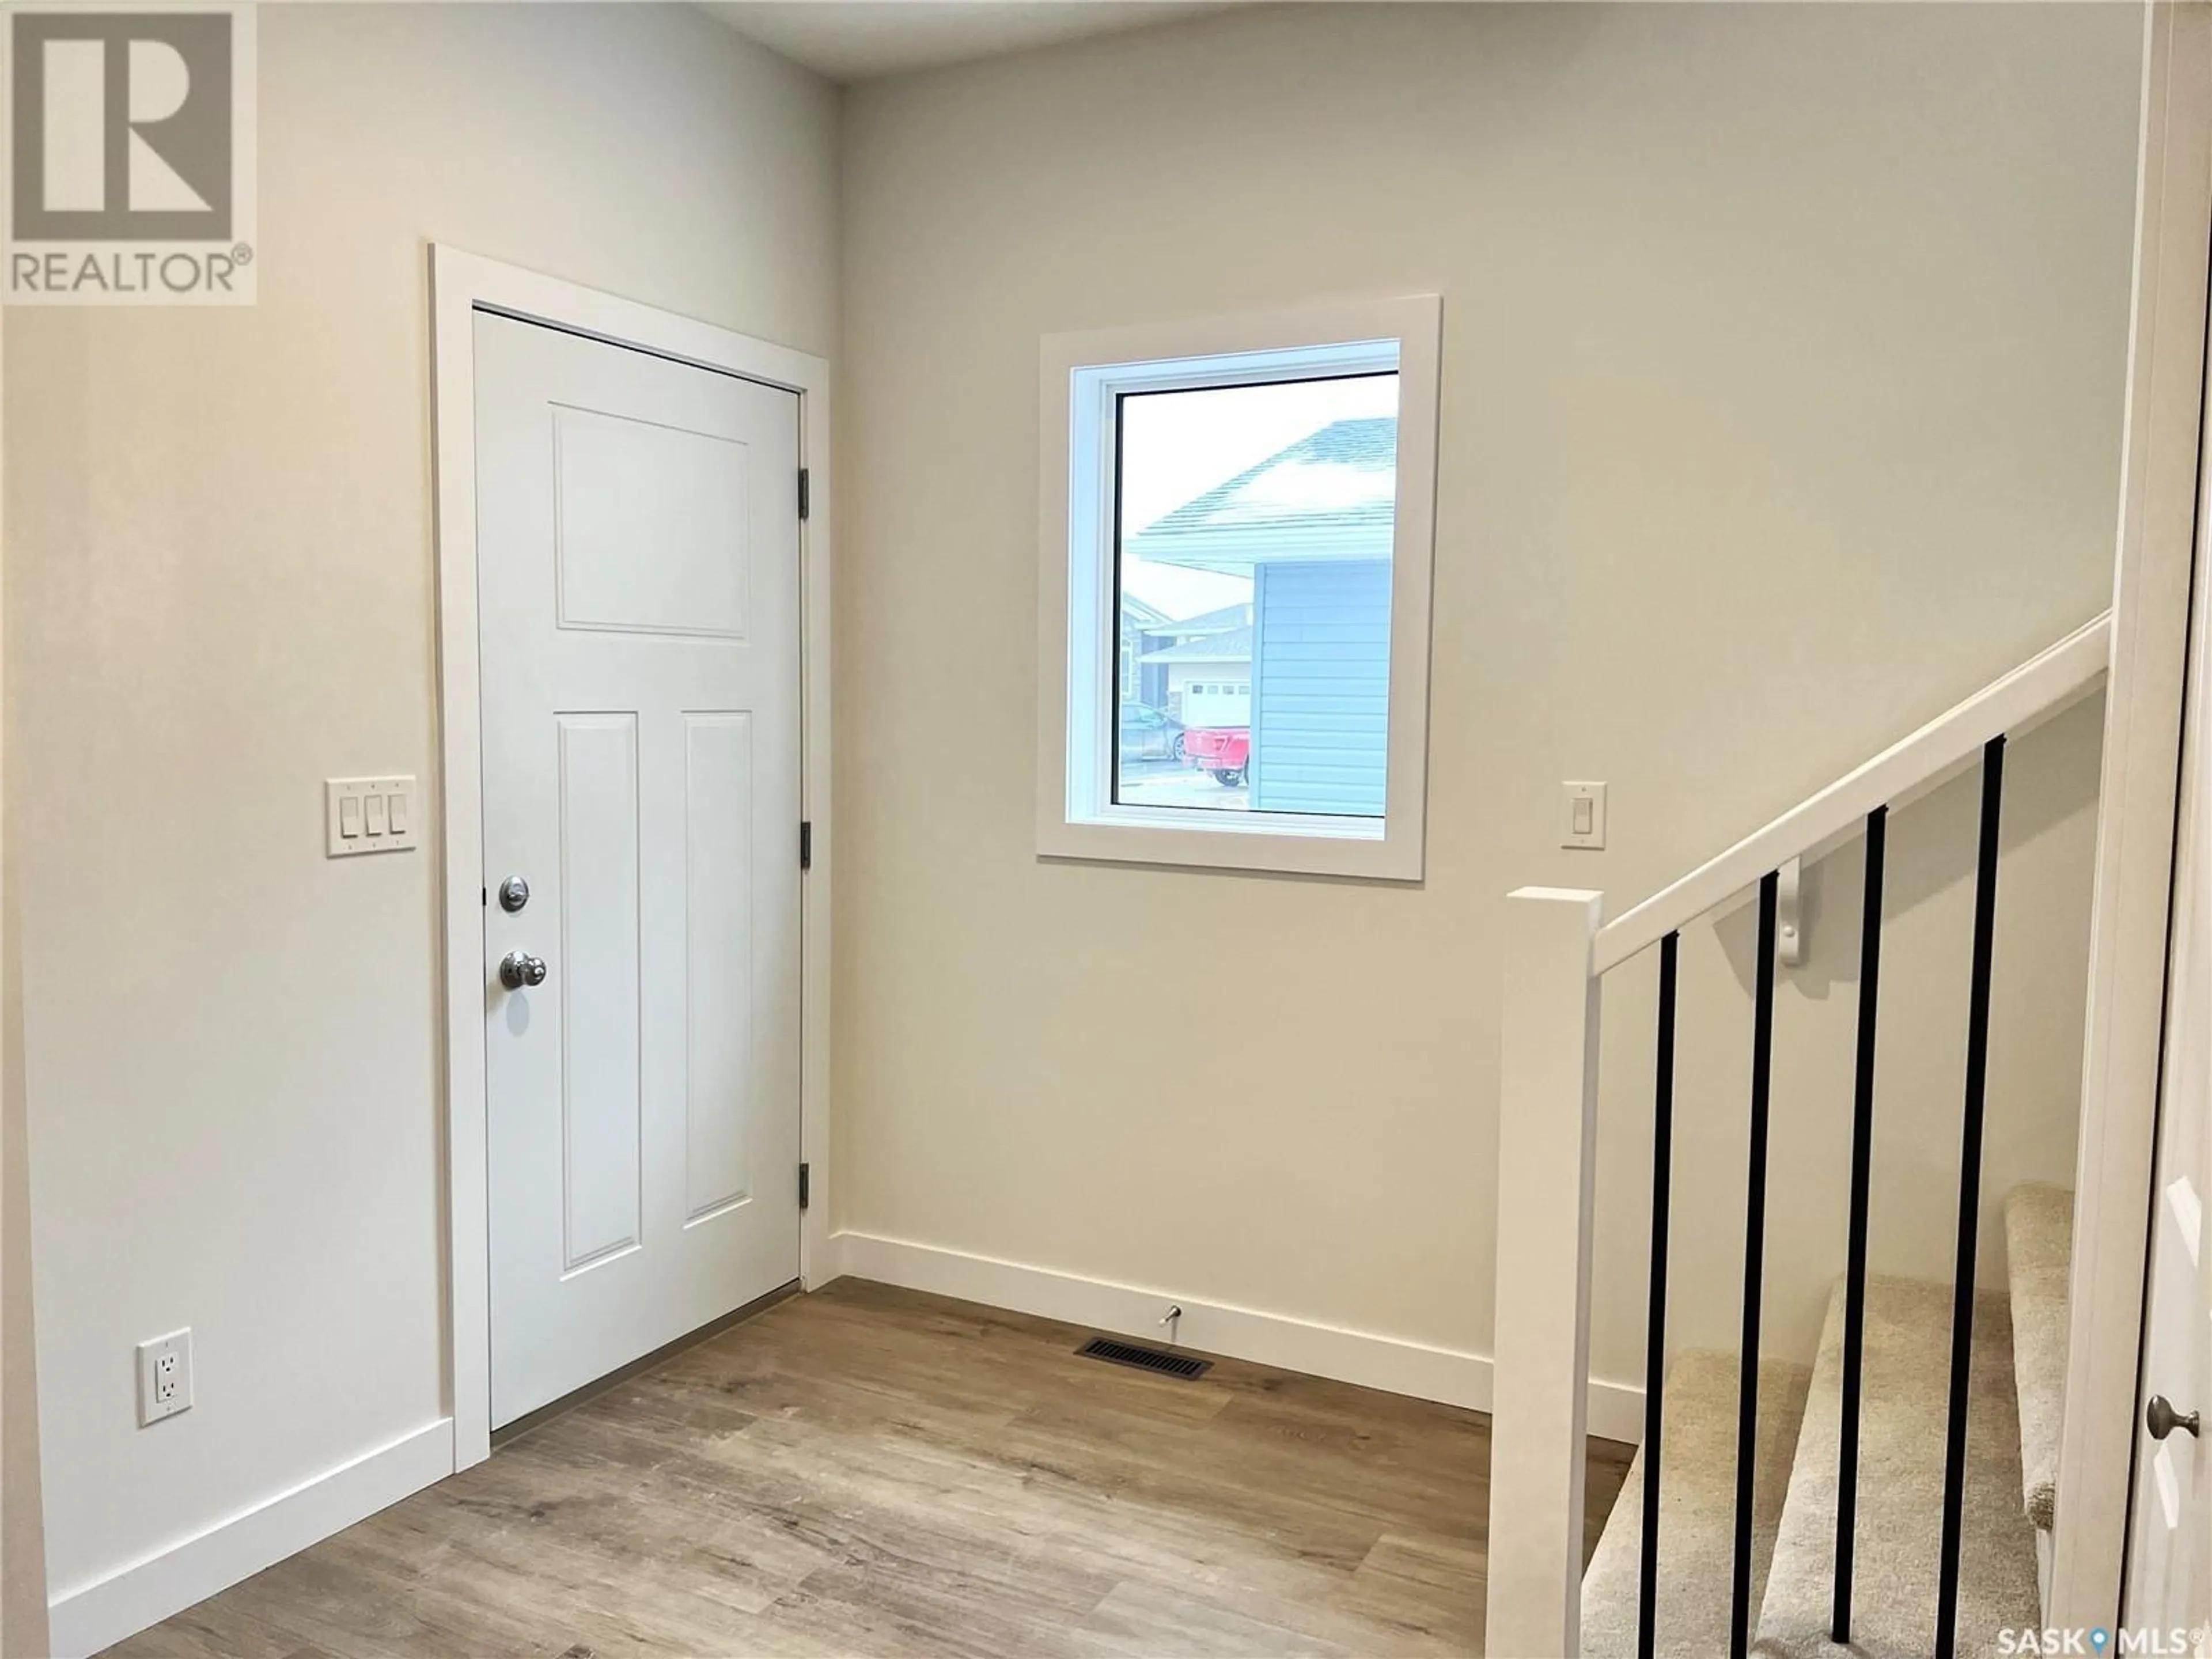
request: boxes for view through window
[1112,373,1400,816]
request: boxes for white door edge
[2054,5,2212,1625]
[429,245,835,1472]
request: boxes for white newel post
[1485,887,1605,1659]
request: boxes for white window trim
[1035,294,1441,881]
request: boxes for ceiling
[699,2,1232,84]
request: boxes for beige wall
[836,5,2140,1384]
[0,0,2150,1631]
[3,2,836,1610]
[2,804,43,1659]
[2,290,51,1659]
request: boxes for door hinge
[800,820,813,870]
[798,1162,810,1211]
[798,467,810,522]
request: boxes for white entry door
[2126,512,2210,1623]
[475,310,803,1429]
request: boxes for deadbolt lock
[498,875,531,913]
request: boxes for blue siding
[1250,560,1391,817]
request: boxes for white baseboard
[48,1418,453,1658]
[827,1231,1645,1443]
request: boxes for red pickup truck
[1183,727,1250,787]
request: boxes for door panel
[476,310,802,1429]
[683,710,755,1222]
[555,711,641,1272]
[553,405,752,638]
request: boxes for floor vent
[1076,1336,1211,1380]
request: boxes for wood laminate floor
[115,1281,1633,1659]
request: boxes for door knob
[498,952,548,990]
[2147,1395,2200,1441]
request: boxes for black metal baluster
[1638,932,1681,1659]
[1832,806,1887,1642]
[1731,873,1780,1659]
[1935,738,2005,1657]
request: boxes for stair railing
[1484,612,2113,1659]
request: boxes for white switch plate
[1560,781,1608,850]
[137,1328,192,1426]
[326,777,418,858]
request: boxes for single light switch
[339,796,362,839]
[1560,781,1608,850]
[363,793,387,836]
[387,791,408,836]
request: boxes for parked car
[1119,702,1187,762]
[1183,726,1250,786]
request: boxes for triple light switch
[325,777,418,857]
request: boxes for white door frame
[429,245,834,1470]
[2055,2,2211,1625]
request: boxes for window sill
[1037,811,1422,881]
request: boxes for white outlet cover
[137,1328,193,1426]
[326,776,419,858]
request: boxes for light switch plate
[1560,781,1608,850]
[326,777,418,858]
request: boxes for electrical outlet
[137,1328,192,1426]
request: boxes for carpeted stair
[1750,1275,2039,1658]
[2003,1185,2071,1547]
[1582,1351,1811,1659]
[1584,1193,2073,1659]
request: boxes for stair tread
[2003,1183,2071,1533]
[1751,1274,2041,1659]
[1582,1350,1813,1659]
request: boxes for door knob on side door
[498,952,549,990]
[2147,1395,2200,1440]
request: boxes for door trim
[429,245,834,1471]
[2055,5,2212,1626]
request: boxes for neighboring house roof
[1139,601,1249,642]
[1119,592,1171,629]
[1141,624,1253,665]
[1126,417,1397,573]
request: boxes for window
[1037,297,1440,880]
